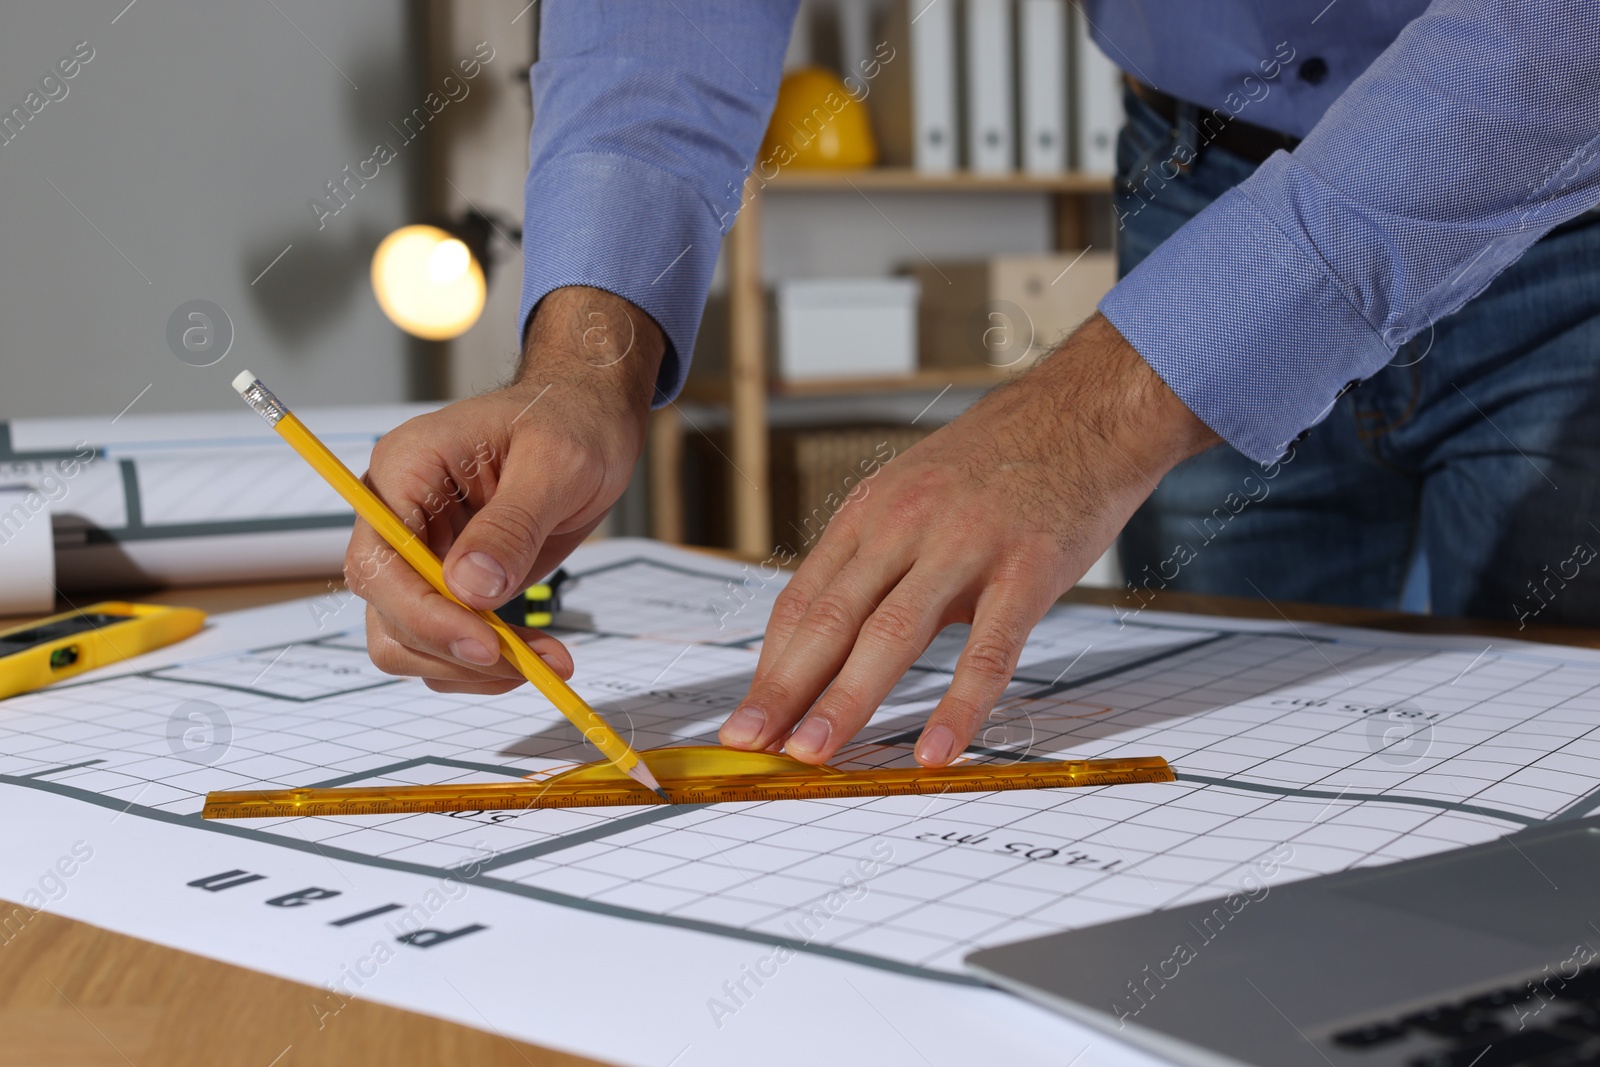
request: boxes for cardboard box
[906,251,1117,370]
[774,277,920,380]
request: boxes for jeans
[1114,88,1600,627]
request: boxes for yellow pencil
[232,370,668,801]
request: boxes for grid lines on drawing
[7,552,1600,977]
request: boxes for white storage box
[773,277,920,380]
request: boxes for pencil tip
[625,760,671,803]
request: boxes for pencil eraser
[231,370,256,395]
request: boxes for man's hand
[346,286,664,694]
[718,313,1219,766]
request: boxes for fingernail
[915,725,956,766]
[785,716,832,758]
[721,705,766,746]
[540,652,571,679]
[450,638,498,666]
[451,551,507,600]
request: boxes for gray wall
[0,0,426,421]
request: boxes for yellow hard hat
[760,67,878,169]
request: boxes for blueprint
[4,539,1600,1066]
[0,403,435,596]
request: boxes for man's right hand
[345,286,666,694]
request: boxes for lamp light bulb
[426,238,470,284]
[370,225,486,341]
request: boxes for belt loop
[1173,101,1198,173]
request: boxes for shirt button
[1298,57,1329,84]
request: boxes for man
[347,2,1600,774]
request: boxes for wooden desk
[3,577,1595,1066]
[2,580,600,1067]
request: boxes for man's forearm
[1030,313,1221,478]
[518,286,667,418]
[1101,0,1600,463]
[519,1,795,408]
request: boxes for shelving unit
[679,365,1021,404]
[650,168,1115,556]
[763,167,1112,193]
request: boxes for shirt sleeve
[519,0,796,404]
[1098,0,1600,464]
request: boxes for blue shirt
[520,0,1600,463]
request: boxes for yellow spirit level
[0,602,205,701]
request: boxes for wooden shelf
[763,167,1113,194]
[651,167,1110,552]
[774,365,1017,396]
[682,366,1019,404]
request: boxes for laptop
[965,817,1600,1067]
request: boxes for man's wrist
[518,286,667,412]
[1036,312,1221,477]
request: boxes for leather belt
[1128,79,1301,165]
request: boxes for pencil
[231,371,668,801]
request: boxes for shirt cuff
[1098,171,1393,464]
[519,151,722,406]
